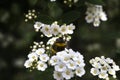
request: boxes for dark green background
[0,0,120,80]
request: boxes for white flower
[60,53,70,64]
[39,54,49,62]
[69,51,84,62]
[56,50,68,58]
[37,61,47,71]
[105,58,113,63]
[90,56,120,80]
[113,75,116,78]
[75,51,84,60]
[94,57,101,62]
[53,71,63,80]
[108,69,116,75]
[60,24,68,35]
[90,68,99,76]
[100,66,108,72]
[66,36,71,41]
[89,58,95,64]
[92,62,101,69]
[75,67,85,77]
[62,69,74,80]
[99,59,106,65]
[67,23,75,34]
[85,3,107,27]
[98,72,108,79]
[75,59,85,67]
[106,77,110,80]
[51,22,60,36]
[47,37,58,45]
[112,65,120,71]
[101,56,105,59]
[24,59,33,68]
[66,60,76,70]
[34,21,75,36]
[36,48,45,55]
[28,52,38,61]
[93,17,100,27]
[49,56,60,66]
[68,49,77,59]
[85,13,94,23]
[34,22,43,32]
[50,48,85,79]
[100,12,107,21]
[55,62,66,72]
[41,24,52,37]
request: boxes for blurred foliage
[0,0,120,80]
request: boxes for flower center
[66,71,70,75]
[54,28,58,32]
[70,63,73,67]
[45,27,49,31]
[54,59,57,62]
[40,64,43,67]
[60,65,63,68]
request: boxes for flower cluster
[24,19,120,80]
[90,56,120,80]
[85,3,107,27]
[24,21,76,75]
[49,48,85,80]
[63,0,79,7]
[34,21,75,37]
[24,47,49,71]
[25,9,37,22]
[50,0,78,7]
[23,1,120,80]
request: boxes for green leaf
[59,10,80,24]
[28,0,38,6]
[37,14,54,24]
[86,0,105,5]
[33,67,54,80]
[48,2,63,18]
[74,0,86,7]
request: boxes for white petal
[53,71,63,80]
[100,12,107,21]
[85,14,94,23]
[90,68,99,76]
[24,60,32,68]
[75,67,85,77]
[93,19,100,27]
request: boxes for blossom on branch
[34,21,75,38]
[90,56,120,80]
[85,3,107,27]
[49,48,86,80]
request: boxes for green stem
[97,78,100,80]
[74,75,77,80]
